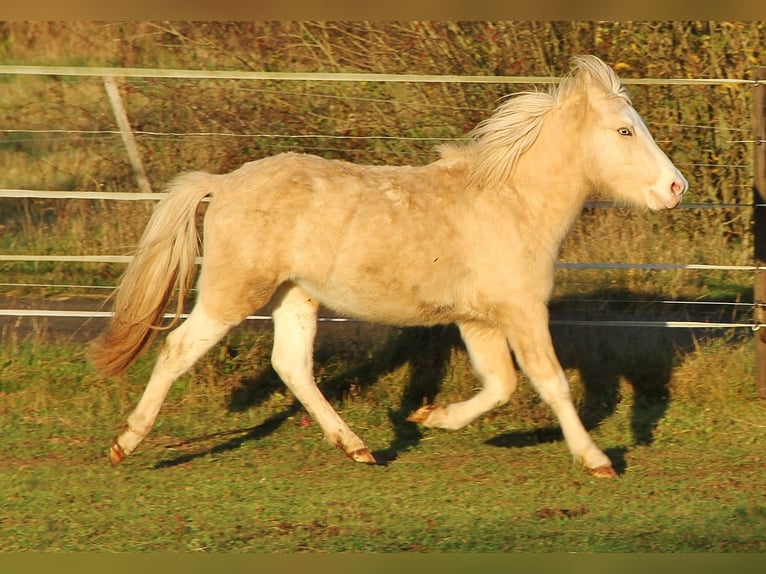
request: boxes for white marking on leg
[271,285,373,462]
[502,311,612,471]
[531,371,611,470]
[116,305,232,457]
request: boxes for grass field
[1,321,764,552]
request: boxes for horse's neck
[480,104,589,249]
[498,164,588,249]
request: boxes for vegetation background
[0,21,765,553]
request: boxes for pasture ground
[1,319,764,553]
[1,22,765,564]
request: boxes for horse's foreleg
[501,310,616,477]
[270,285,376,464]
[408,322,517,430]
[109,305,232,464]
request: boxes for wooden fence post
[754,65,766,399]
[103,76,153,194]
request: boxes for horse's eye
[618,127,633,136]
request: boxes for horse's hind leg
[408,321,517,430]
[270,283,376,464]
[109,304,233,464]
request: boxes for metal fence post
[754,65,766,399]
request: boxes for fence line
[0,64,759,86]
[0,128,464,143]
[0,126,755,145]
[0,308,757,331]
[0,282,753,312]
[0,65,762,332]
[0,189,166,201]
[3,189,760,209]
[0,252,760,273]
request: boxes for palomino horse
[90,56,687,477]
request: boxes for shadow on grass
[154,402,302,469]
[154,287,745,470]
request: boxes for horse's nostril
[671,180,684,196]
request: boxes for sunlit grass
[1,327,764,552]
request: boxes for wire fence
[0,65,762,331]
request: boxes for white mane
[469,55,631,189]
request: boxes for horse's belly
[294,278,473,327]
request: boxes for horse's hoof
[589,465,618,478]
[349,448,377,464]
[406,405,436,424]
[109,438,126,466]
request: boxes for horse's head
[571,55,688,210]
[469,56,688,208]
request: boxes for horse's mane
[466,55,631,189]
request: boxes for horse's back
[206,151,472,249]
[198,151,482,325]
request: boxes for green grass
[1,326,764,552]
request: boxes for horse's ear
[570,55,602,86]
[570,55,609,75]
[570,55,630,103]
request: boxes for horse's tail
[89,171,216,378]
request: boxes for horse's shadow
[482,323,680,475]
[155,288,735,471]
[155,323,457,468]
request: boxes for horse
[89,55,687,477]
